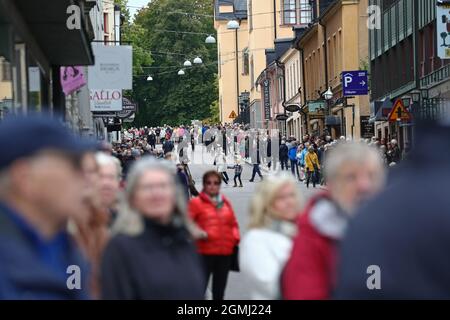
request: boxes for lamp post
[323,87,333,136]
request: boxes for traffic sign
[229,110,237,119]
[342,70,368,96]
[388,99,412,122]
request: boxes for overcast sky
[128,0,151,20]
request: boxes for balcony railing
[421,63,450,88]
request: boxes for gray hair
[111,157,189,236]
[95,152,122,180]
[324,142,385,182]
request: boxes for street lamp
[227,19,240,30]
[411,91,421,103]
[193,56,203,64]
[183,60,192,67]
[323,87,333,101]
[178,69,185,76]
[421,88,429,99]
[146,75,153,81]
[205,35,216,44]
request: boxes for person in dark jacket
[101,159,205,300]
[147,130,156,149]
[163,139,174,155]
[335,122,450,299]
[188,171,240,300]
[176,163,190,201]
[250,136,263,182]
[0,115,96,299]
[279,140,289,171]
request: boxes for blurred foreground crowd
[0,114,449,300]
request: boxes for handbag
[230,245,240,272]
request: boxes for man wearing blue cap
[0,115,96,299]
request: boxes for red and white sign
[89,89,123,111]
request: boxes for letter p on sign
[344,75,353,88]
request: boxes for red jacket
[282,192,340,300]
[188,192,240,256]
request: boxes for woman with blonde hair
[240,173,303,299]
[101,158,205,299]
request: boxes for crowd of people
[0,113,447,300]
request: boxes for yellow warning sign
[388,99,412,122]
[229,110,237,119]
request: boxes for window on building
[104,13,109,34]
[278,77,284,101]
[242,48,249,75]
[0,58,11,82]
[283,0,297,25]
[249,0,253,31]
[250,57,255,89]
[298,0,312,25]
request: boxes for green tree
[129,0,218,126]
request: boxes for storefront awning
[369,98,393,123]
[7,0,95,66]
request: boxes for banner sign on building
[263,80,271,120]
[437,1,450,59]
[360,116,375,139]
[28,67,41,92]
[90,89,123,112]
[60,66,86,96]
[88,45,133,89]
[116,97,137,119]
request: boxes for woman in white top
[240,173,303,299]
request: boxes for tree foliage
[119,0,218,126]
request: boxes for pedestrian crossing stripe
[388,99,412,122]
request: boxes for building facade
[369,0,450,149]
[293,0,370,140]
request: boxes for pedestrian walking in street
[101,158,205,300]
[240,174,302,299]
[305,146,320,188]
[281,142,386,300]
[279,140,289,171]
[188,171,240,300]
[94,152,122,229]
[228,155,244,187]
[0,115,97,299]
[70,151,112,299]
[250,136,263,182]
[214,148,229,185]
[334,122,450,299]
[288,141,299,178]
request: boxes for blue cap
[0,114,99,170]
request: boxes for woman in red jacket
[188,170,240,300]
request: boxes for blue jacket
[0,203,90,299]
[297,148,307,166]
[288,147,297,161]
[335,124,450,299]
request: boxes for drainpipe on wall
[318,19,329,95]
[273,0,277,39]
[299,47,308,134]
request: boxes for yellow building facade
[296,0,370,139]
[214,0,308,126]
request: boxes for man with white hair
[389,139,401,163]
[96,153,122,225]
[282,142,386,299]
